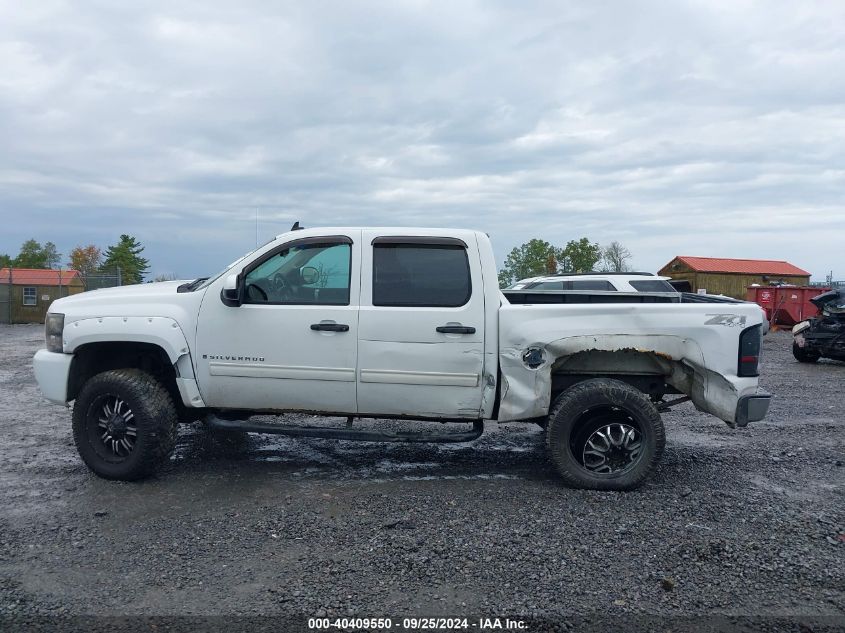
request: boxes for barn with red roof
[0,268,84,324]
[658,256,811,299]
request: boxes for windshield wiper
[177,277,209,293]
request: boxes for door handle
[436,325,476,334]
[310,323,350,332]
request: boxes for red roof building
[658,256,811,299]
[0,268,83,286]
[0,268,84,324]
[662,257,810,277]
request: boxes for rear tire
[792,342,820,363]
[72,369,178,481]
[546,378,665,490]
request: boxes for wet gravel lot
[1,323,843,630]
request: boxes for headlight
[792,321,811,335]
[45,313,65,353]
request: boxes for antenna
[291,221,303,231]
[255,209,259,247]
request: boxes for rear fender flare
[497,334,706,421]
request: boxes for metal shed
[0,268,84,324]
[658,257,811,300]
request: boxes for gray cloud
[1,0,843,279]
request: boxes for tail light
[738,324,762,377]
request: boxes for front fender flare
[63,316,191,364]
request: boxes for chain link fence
[81,268,122,291]
[0,273,8,325]
[810,280,844,289]
[0,267,123,324]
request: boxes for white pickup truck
[33,226,771,489]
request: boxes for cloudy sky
[1,0,843,280]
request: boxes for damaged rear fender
[496,334,712,422]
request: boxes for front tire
[546,378,665,490]
[72,369,178,481]
[792,342,820,363]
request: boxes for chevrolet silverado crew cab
[33,226,771,490]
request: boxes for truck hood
[49,280,204,321]
[810,288,845,315]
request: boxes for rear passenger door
[357,233,486,418]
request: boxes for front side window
[23,287,37,306]
[243,241,351,305]
[373,244,471,307]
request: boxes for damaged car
[792,288,845,363]
[34,226,771,490]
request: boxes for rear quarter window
[630,279,677,292]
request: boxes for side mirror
[301,266,319,285]
[220,274,241,307]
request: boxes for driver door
[194,231,361,413]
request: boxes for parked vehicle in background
[509,272,678,294]
[510,273,769,333]
[33,226,771,490]
[792,288,845,363]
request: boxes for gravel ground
[0,324,843,631]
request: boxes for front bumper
[735,390,772,427]
[33,349,73,405]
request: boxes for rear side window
[569,280,616,291]
[630,279,677,293]
[373,244,471,307]
[525,279,615,291]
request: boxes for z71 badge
[705,314,747,327]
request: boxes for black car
[792,288,845,363]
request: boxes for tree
[68,245,102,277]
[14,239,43,267]
[498,239,559,288]
[0,253,11,268]
[12,239,61,269]
[601,241,633,272]
[42,242,61,268]
[101,234,149,284]
[558,238,602,273]
[152,272,177,282]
